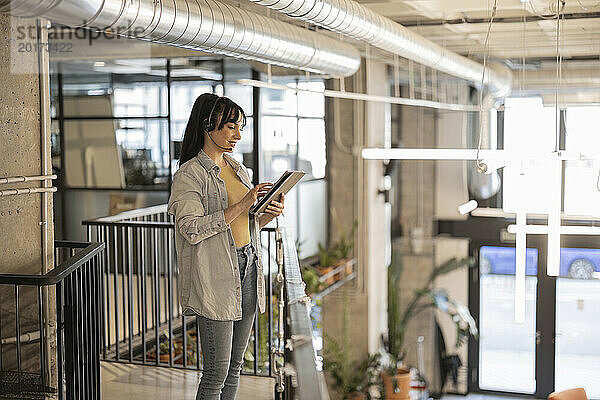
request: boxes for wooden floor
[101,361,276,400]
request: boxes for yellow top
[220,162,251,247]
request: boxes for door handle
[536,331,542,345]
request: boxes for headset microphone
[208,131,234,152]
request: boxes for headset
[204,95,233,152]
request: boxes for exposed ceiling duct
[247,0,513,97]
[515,67,600,92]
[0,0,361,77]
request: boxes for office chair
[549,388,588,400]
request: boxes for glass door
[555,247,600,398]
[478,245,539,394]
[473,240,600,399]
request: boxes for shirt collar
[196,149,220,173]
[223,153,242,173]
[196,150,244,175]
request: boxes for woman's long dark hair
[179,93,247,166]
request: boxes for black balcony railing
[83,205,329,400]
[0,241,105,400]
[82,205,280,377]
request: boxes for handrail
[0,242,104,286]
[85,204,168,222]
[279,227,330,400]
[83,220,174,228]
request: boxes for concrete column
[0,13,56,396]
[395,97,439,386]
[324,57,389,392]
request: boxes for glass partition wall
[470,103,600,399]
[50,59,327,252]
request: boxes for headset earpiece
[204,96,220,132]
[204,95,234,152]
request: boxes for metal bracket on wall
[0,174,57,197]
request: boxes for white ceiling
[357,0,600,61]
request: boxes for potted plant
[317,242,337,285]
[382,250,478,399]
[316,220,359,285]
[324,337,380,400]
[330,220,358,278]
[324,291,379,399]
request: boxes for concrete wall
[0,14,56,394]
[395,101,437,384]
[393,88,473,393]
[324,57,389,397]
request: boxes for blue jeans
[195,243,257,400]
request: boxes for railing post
[273,228,286,397]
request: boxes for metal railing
[83,205,329,399]
[82,205,280,376]
[0,241,105,400]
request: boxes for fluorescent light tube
[547,159,562,277]
[237,79,479,112]
[508,224,600,235]
[458,200,478,215]
[360,148,582,161]
[361,148,508,160]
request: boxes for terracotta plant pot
[382,368,411,400]
[318,266,335,285]
[346,392,366,400]
[332,259,347,280]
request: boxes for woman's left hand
[265,193,285,218]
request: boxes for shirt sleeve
[167,171,227,245]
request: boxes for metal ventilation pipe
[0,0,361,77]
[247,0,513,97]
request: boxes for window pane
[297,180,327,258]
[64,119,124,188]
[170,82,214,141]
[298,119,326,179]
[260,85,297,116]
[60,61,111,106]
[479,246,538,394]
[298,81,325,118]
[502,98,557,214]
[169,58,222,80]
[113,83,167,117]
[260,116,297,182]
[564,106,600,217]
[60,59,168,117]
[555,248,600,398]
[115,119,170,186]
[225,83,253,116]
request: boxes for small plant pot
[382,368,411,400]
[318,266,335,285]
[346,392,366,400]
[345,261,354,276]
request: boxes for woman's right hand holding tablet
[225,182,272,224]
[240,182,272,210]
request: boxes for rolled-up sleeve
[167,171,227,245]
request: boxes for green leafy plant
[331,220,358,260]
[324,292,379,399]
[318,242,335,268]
[325,336,380,399]
[302,264,324,295]
[385,250,478,371]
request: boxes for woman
[167,93,284,400]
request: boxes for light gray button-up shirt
[167,150,266,321]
